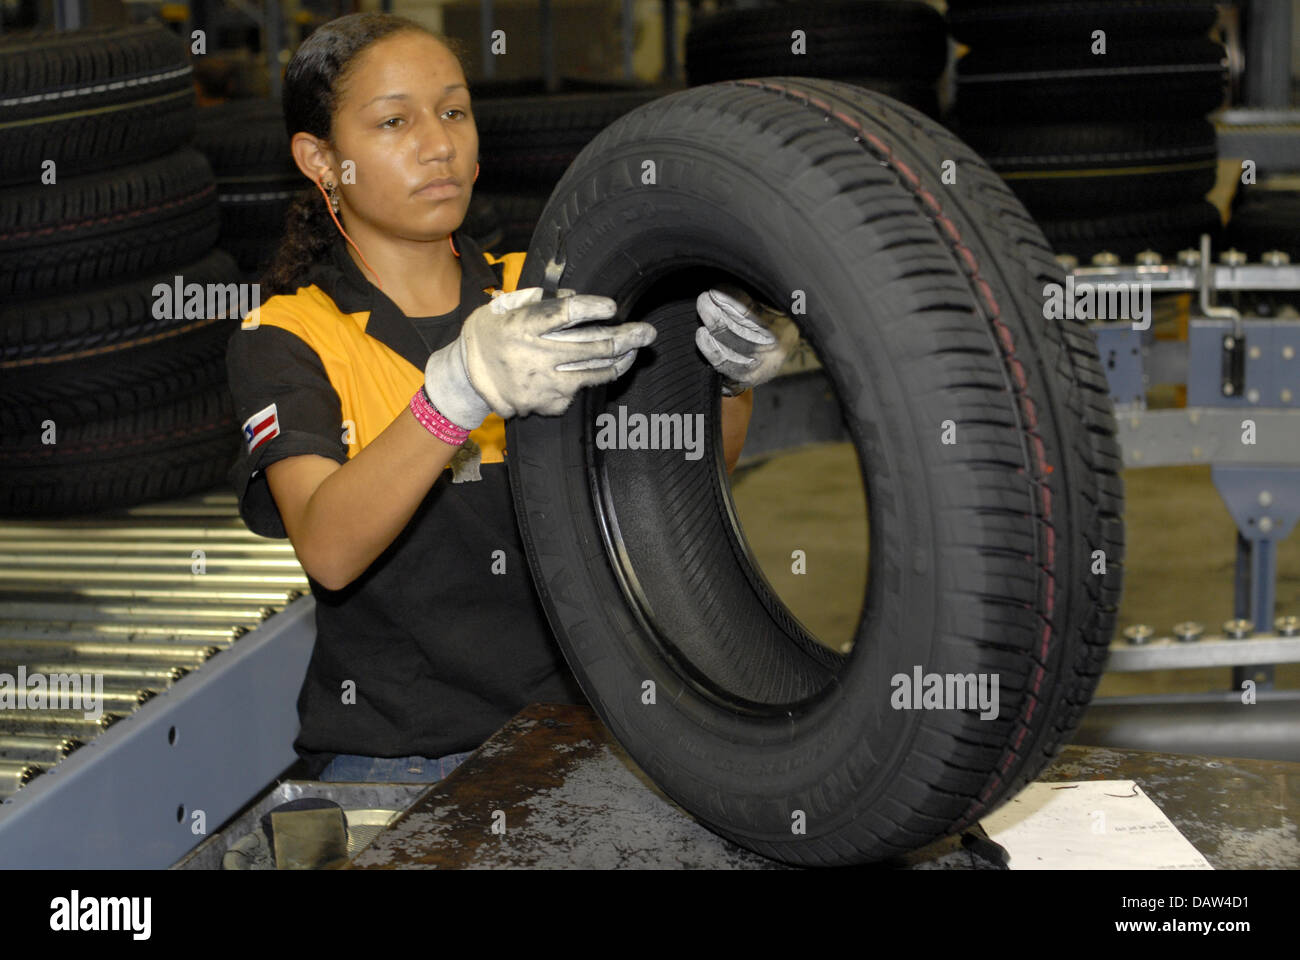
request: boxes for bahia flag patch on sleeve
[242,402,280,454]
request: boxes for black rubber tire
[0,249,241,429]
[836,77,940,119]
[1039,199,1223,261]
[194,99,289,171]
[954,120,1218,215]
[506,79,1124,866]
[0,385,239,517]
[1226,191,1300,260]
[955,37,1227,122]
[194,99,299,274]
[0,146,220,300]
[947,0,1220,49]
[0,24,195,183]
[473,90,667,191]
[685,1,947,86]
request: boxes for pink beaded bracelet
[410,386,471,446]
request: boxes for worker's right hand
[423,286,657,428]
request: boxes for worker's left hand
[694,284,799,396]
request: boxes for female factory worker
[226,13,798,783]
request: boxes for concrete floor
[730,445,1300,695]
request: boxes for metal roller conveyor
[0,689,152,717]
[0,491,319,867]
[1,662,189,683]
[0,760,44,799]
[0,639,221,663]
[0,736,82,765]
[0,711,124,735]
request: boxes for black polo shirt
[225,229,585,779]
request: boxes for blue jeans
[318,750,475,783]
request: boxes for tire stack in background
[193,98,300,281]
[1226,190,1300,262]
[684,1,948,118]
[466,1,951,257]
[0,24,243,517]
[946,0,1228,262]
[467,84,666,254]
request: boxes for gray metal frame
[1085,238,1300,683]
[0,598,315,868]
[1242,0,1294,109]
[1115,408,1300,465]
[742,236,1300,685]
[1107,632,1300,671]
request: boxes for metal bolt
[1091,251,1120,267]
[1223,381,1235,396]
[1249,345,1261,359]
[1275,616,1299,637]
[1247,388,1260,403]
[1173,621,1205,643]
[1123,624,1154,645]
[1220,248,1247,266]
[1259,516,1273,533]
[1259,491,1273,507]
[1225,336,1236,349]
[1283,389,1294,403]
[1176,248,1201,267]
[1261,250,1291,266]
[1284,346,1295,360]
[1135,249,1162,266]
[1223,618,1254,639]
[1055,253,1079,271]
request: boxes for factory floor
[730,445,1300,695]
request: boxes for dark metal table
[349,703,1300,869]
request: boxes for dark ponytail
[262,13,469,297]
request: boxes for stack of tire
[467,2,951,257]
[683,1,948,118]
[0,25,243,517]
[193,98,301,280]
[467,85,667,254]
[946,0,1227,262]
[1226,190,1300,262]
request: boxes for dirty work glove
[694,284,800,396]
[424,286,657,426]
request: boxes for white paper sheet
[978,780,1213,869]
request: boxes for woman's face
[330,31,477,243]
